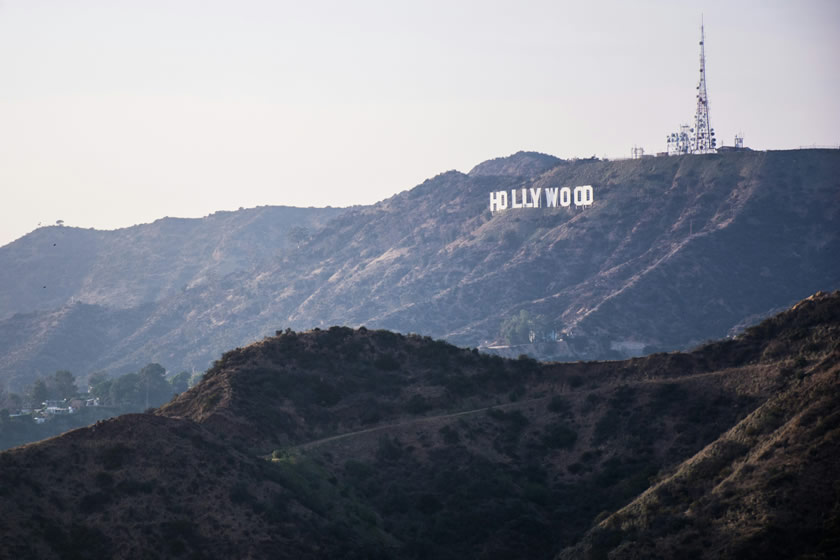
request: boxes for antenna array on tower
[666,19,718,155]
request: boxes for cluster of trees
[24,370,79,407]
[499,310,555,345]
[4,364,201,411]
[1,364,202,451]
[0,389,22,412]
[287,225,311,248]
[87,364,192,410]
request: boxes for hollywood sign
[490,185,594,212]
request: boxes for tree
[87,371,109,389]
[97,364,174,410]
[287,226,310,248]
[29,379,48,407]
[52,370,78,400]
[109,373,141,408]
[169,371,191,395]
[499,310,551,345]
[0,389,22,410]
[89,372,113,404]
[139,363,165,378]
[500,310,533,345]
[138,363,173,408]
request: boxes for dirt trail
[294,396,550,451]
[288,367,745,453]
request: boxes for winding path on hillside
[284,366,748,454]
[293,396,551,451]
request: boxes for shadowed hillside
[1,292,837,559]
[557,292,840,559]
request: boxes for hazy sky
[1,0,838,247]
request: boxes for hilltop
[1,292,838,559]
[1,149,838,390]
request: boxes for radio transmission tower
[691,18,716,153]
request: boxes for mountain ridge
[1,149,838,391]
[0,205,345,320]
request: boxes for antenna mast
[692,17,716,153]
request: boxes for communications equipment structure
[667,19,717,155]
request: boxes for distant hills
[1,149,838,391]
[1,291,838,559]
[0,205,345,319]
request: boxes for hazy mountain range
[1,149,838,391]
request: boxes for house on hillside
[45,406,71,415]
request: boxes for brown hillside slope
[557,293,840,559]
[158,290,840,455]
[0,292,837,559]
[0,414,393,559]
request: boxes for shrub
[79,491,110,514]
[99,444,131,470]
[376,437,403,463]
[441,372,475,397]
[547,396,571,415]
[344,460,374,481]
[594,409,622,443]
[439,425,460,445]
[583,393,603,414]
[360,405,382,425]
[406,394,431,414]
[542,422,578,449]
[115,479,155,495]
[374,354,401,371]
[229,482,255,505]
[568,375,584,388]
[95,471,114,488]
[161,519,200,555]
[314,382,342,407]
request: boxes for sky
[1,0,838,247]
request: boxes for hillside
[1,149,838,391]
[0,205,345,320]
[1,292,837,559]
[557,292,840,559]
